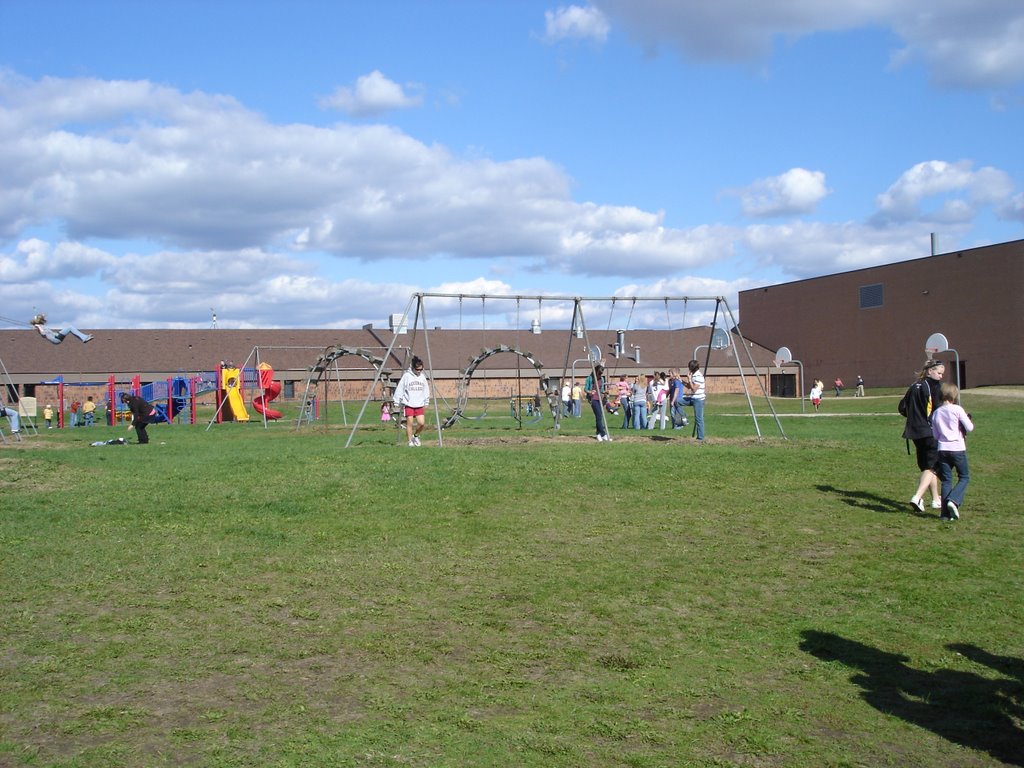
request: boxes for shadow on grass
[816,484,933,518]
[800,631,1024,766]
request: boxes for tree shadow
[800,630,1024,765]
[816,484,933,518]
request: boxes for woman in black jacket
[120,392,158,444]
[901,360,945,512]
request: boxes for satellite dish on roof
[925,332,949,354]
[775,346,792,367]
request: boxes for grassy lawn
[2,390,1022,767]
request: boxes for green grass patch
[1,391,1022,766]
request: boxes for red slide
[253,363,284,420]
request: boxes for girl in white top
[682,359,707,440]
[393,356,430,446]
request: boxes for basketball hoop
[925,332,949,355]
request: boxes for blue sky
[1,0,1022,332]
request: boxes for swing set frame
[342,293,785,447]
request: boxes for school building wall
[737,239,1024,390]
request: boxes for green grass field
[2,390,1022,767]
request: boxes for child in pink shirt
[930,382,974,520]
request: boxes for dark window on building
[859,283,883,309]
[283,380,295,399]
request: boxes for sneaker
[413,435,421,446]
[909,496,925,513]
[931,499,942,510]
[604,434,612,442]
[947,501,959,520]
[681,418,688,426]
[408,440,416,447]
[594,434,603,441]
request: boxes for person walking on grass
[393,356,430,447]
[120,392,158,445]
[931,382,973,521]
[900,360,945,513]
[810,379,823,412]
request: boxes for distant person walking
[855,375,865,397]
[931,382,974,520]
[393,356,430,447]
[833,377,844,397]
[810,380,823,412]
[900,360,945,513]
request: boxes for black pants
[133,418,150,444]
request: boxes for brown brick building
[1,325,780,417]
[738,239,1024,391]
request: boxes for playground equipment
[217,365,250,422]
[343,292,786,448]
[253,363,283,420]
[296,345,394,429]
[106,375,199,425]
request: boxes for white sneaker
[931,499,942,510]
[408,440,416,447]
[947,501,960,520]
[909,496,925,513]
[594,434,603,440]
[413,435,421,446]
[604,434,612,442]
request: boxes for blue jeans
[572,399,581,418]
[3,407,19,432]
[937,450,969,510]
[648,401,667,430]
[621,399,632,429]
[590,397,608,437]
[680,396,705,440]
[671,401,687,427]
[632,401,647,430]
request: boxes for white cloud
[999,192,1024,222]
[0,72,1017,330]
[319,70,424,116]
[743,219,944,278]
[543,5,611,43]
[733,168,829,218]
[592,0,1024,88]
[873,160,1014,224]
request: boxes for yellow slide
[221,367,250,422]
